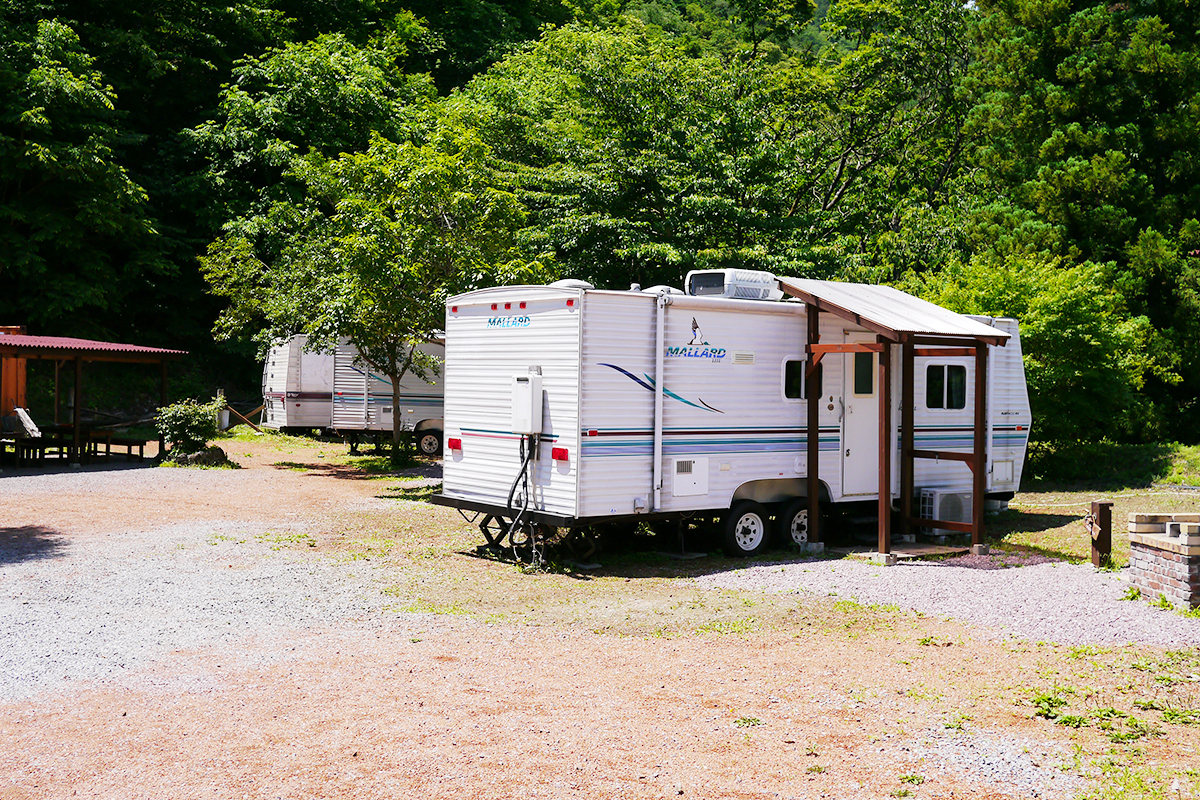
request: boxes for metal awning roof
[777,277,1010,346]
[0,333,187,362]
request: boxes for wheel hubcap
[734,513,764,550]
[790,509,809,544]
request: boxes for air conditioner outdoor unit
[919,489,973,535]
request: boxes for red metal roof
[0,333,187,357]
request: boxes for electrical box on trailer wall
[511,370,544,434]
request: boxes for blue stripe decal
[598,363,723,414]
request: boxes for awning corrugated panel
[777,278,1010,345]
[0,333,187,359]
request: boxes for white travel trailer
[261,335,336,433]
[330,339,446,456]
[262,335,447,455]
[432,273,1031,557]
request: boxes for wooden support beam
[905,516,974,534]
[912,347,976,357]
[807,342,886,355]
[226,406,264,433]
[900,341,915,542]
[973,342,988,546]
[807,306,821,545]
[878,338,892,555]
[912,449,976,465]
[72,357,82,463]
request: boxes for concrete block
[799,542,825,556]
[971,544,990,556]
[1131,513,1176,524]
[1129,523,1167,533]
[870,552,898,567]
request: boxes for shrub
[156,397,225,456]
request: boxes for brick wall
[1127,513,1200,609]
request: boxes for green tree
[902,254,1160,443]
[968,0,1200,439]
[0,18,164,326]
[188,20,436,225]
[202,123,552,456]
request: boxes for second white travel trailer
[262,336,447,455]
[431,272,1031,558]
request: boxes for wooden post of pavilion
[72,357,83,463]
[159,360,169,457]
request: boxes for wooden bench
[106,437,149,461]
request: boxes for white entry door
[841,331,878,495]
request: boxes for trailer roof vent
[549,278,594,290]
[684,269,783,301]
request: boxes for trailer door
[842,330,879,495]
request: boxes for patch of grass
[805,765,826,774]
[1181,605,1200,619]
[1031,688,1072,720]
[1151,595,1176,611]
[271,461,310,471]
[944,712,971,731]
[889,789,914,798]
[1161,708,1200,726]
[1057,714,1090,728]
[695,618,759,635]
[734,716,763,728]
[1121,586,1142,601]
[1068,645,1103,660]
[899,774,925,785]
[255,530,316,549]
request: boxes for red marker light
[491,303,498,310]
[451,305,458,313]
[566,299,575,307]
[504,302,511,310]
[447,437,462,451]
[552,447,569,461]
[519,301,526,309]
[587,430,598,437]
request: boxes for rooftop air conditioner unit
[919,489,973,536]
[684,269,783,301]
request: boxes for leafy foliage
[156,397,224,455]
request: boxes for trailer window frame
[925,362,968,410]
[782,358,822,402]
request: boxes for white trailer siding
[442,287,582,518]
[331,341,445,434]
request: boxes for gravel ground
[694,555,1200,646]
[0,519,391,702]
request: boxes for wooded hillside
[2,0,1197,444]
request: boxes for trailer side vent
[676,460,693,474]
[732,351,755,365]
[672,457,708,497]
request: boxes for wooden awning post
[900,340,915,541]
[972,341,988,546]
[806,306,821,544]
[877,337,893,555]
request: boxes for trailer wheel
[779,499,810,546]
[722,501,770,557]
[417,429,443,457]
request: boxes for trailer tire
[722,501,770,558]
[417,429,443,457]
[779,499,810,546]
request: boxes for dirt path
[1,436,1197,799]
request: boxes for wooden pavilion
[0,327,187,463]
